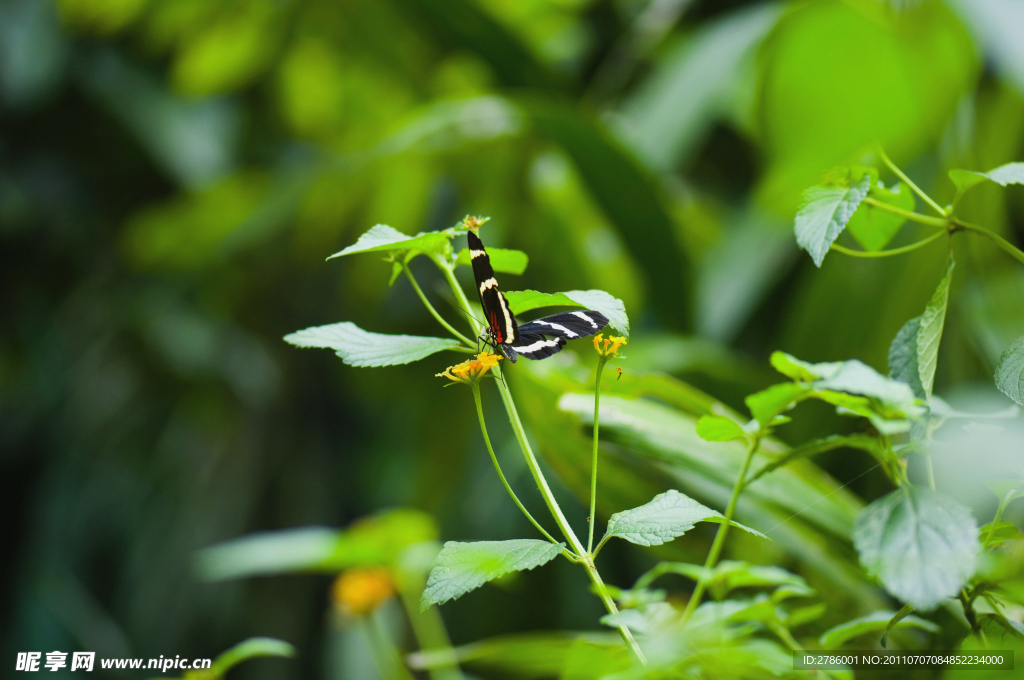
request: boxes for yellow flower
[593,333,627,360]
[462,215,486,231]
[436,352,502,384]
[331,568,394,616]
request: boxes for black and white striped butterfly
[467,229,608,362]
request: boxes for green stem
[494,371,646,663]
[471,385,563,548]
[831,230,945,258]
[953,220,1024,265]
[362,612,417,680]
[863,197,948,228]
[433,253,646,665]
[404,264,475,347]
[682,435,760,618]
[432,254,483,337]
[588,360,607,554]
[396,583,464,680]
[926,457,936,491]
[878,146,947,217]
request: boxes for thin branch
[877,145,947,216]
[830,230,945,258]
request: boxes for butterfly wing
[467,230,518,345]
[511,310,609,360]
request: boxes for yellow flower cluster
[436,352,502,384]
[331,568,394,616]
[593,333,627,359]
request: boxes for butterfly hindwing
[516,311,609,341]
[510,310,608,360]
[510,333,566,361]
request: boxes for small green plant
[200,208,1023,678]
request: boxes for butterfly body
[467,230,608,362]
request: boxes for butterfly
[466,229,608,362]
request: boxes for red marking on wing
[489,311,503,343]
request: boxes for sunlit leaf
[795,171,872,266]
[196,509,438,580]
[209,637,295,677]
[854,487,979,610]
[602,489,765,547]
[949,162,1024,196]
[696,415,746,442]
[327,224,452,260]
[846,182,915,251]
[916,261,954,399]
[421,540,563,609]
[820,610,939,648]
[745,382,809,425]
[285,322,461,367]
[454,246,528,275]
[979,520,1023,548]
[995,335,1024,406]
[504,289,629,337]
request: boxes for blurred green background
[2,0,1023,677]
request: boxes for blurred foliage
[2,0,1024,678]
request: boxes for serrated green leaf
[421,540,563,609]
[854,487,978,610]
[696,415,746,441]
[795,171,872,266]
[888,316,925,400]
[820,610,939,648]
[917,262,954,399]
[504,289,629,337]
[285,322,461,367]
[950,162,1024,197]
[603,489,765,547]
[327,224,452,260]
[638,560,808,601]
[847,182,915,251]
[995,335,1024,406]
[209,638,295,677]
[745,382,809,425]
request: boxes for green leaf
[602,489,765,547]
[854,487,979,610]
[820,610,939,648]
[696,415,747,441]
[795,171,872,266]
[196,509,437,580]
[769,351,822,382]
[745,382,809,425]
[995,335,1024,406]
[638,560,808,601]
[950,162,1024,197]
[421,539,563,609]
[285,322,461,367]
[209,638,295,677]
[888,316,925,400]
[454,246,528,275]
[504,289,629,337]
[847,182,915,251]
[980,520,1023,548]
[327,224,452,260]
[917,262,954,399]
[751,435,881,481]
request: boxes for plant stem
[952,220,1024,265]
[404,264,476,347]
[471,385,563,548]
[494,373,646,663]
[396,583,465,680]
[588,360,607,554]
[878,146,947,217]
[682,435,760,619]
[362,611,417,680]
[433,253,646,665]
[862,197,948,228]
[831,230,945,258]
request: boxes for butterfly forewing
[467,230,518,346]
